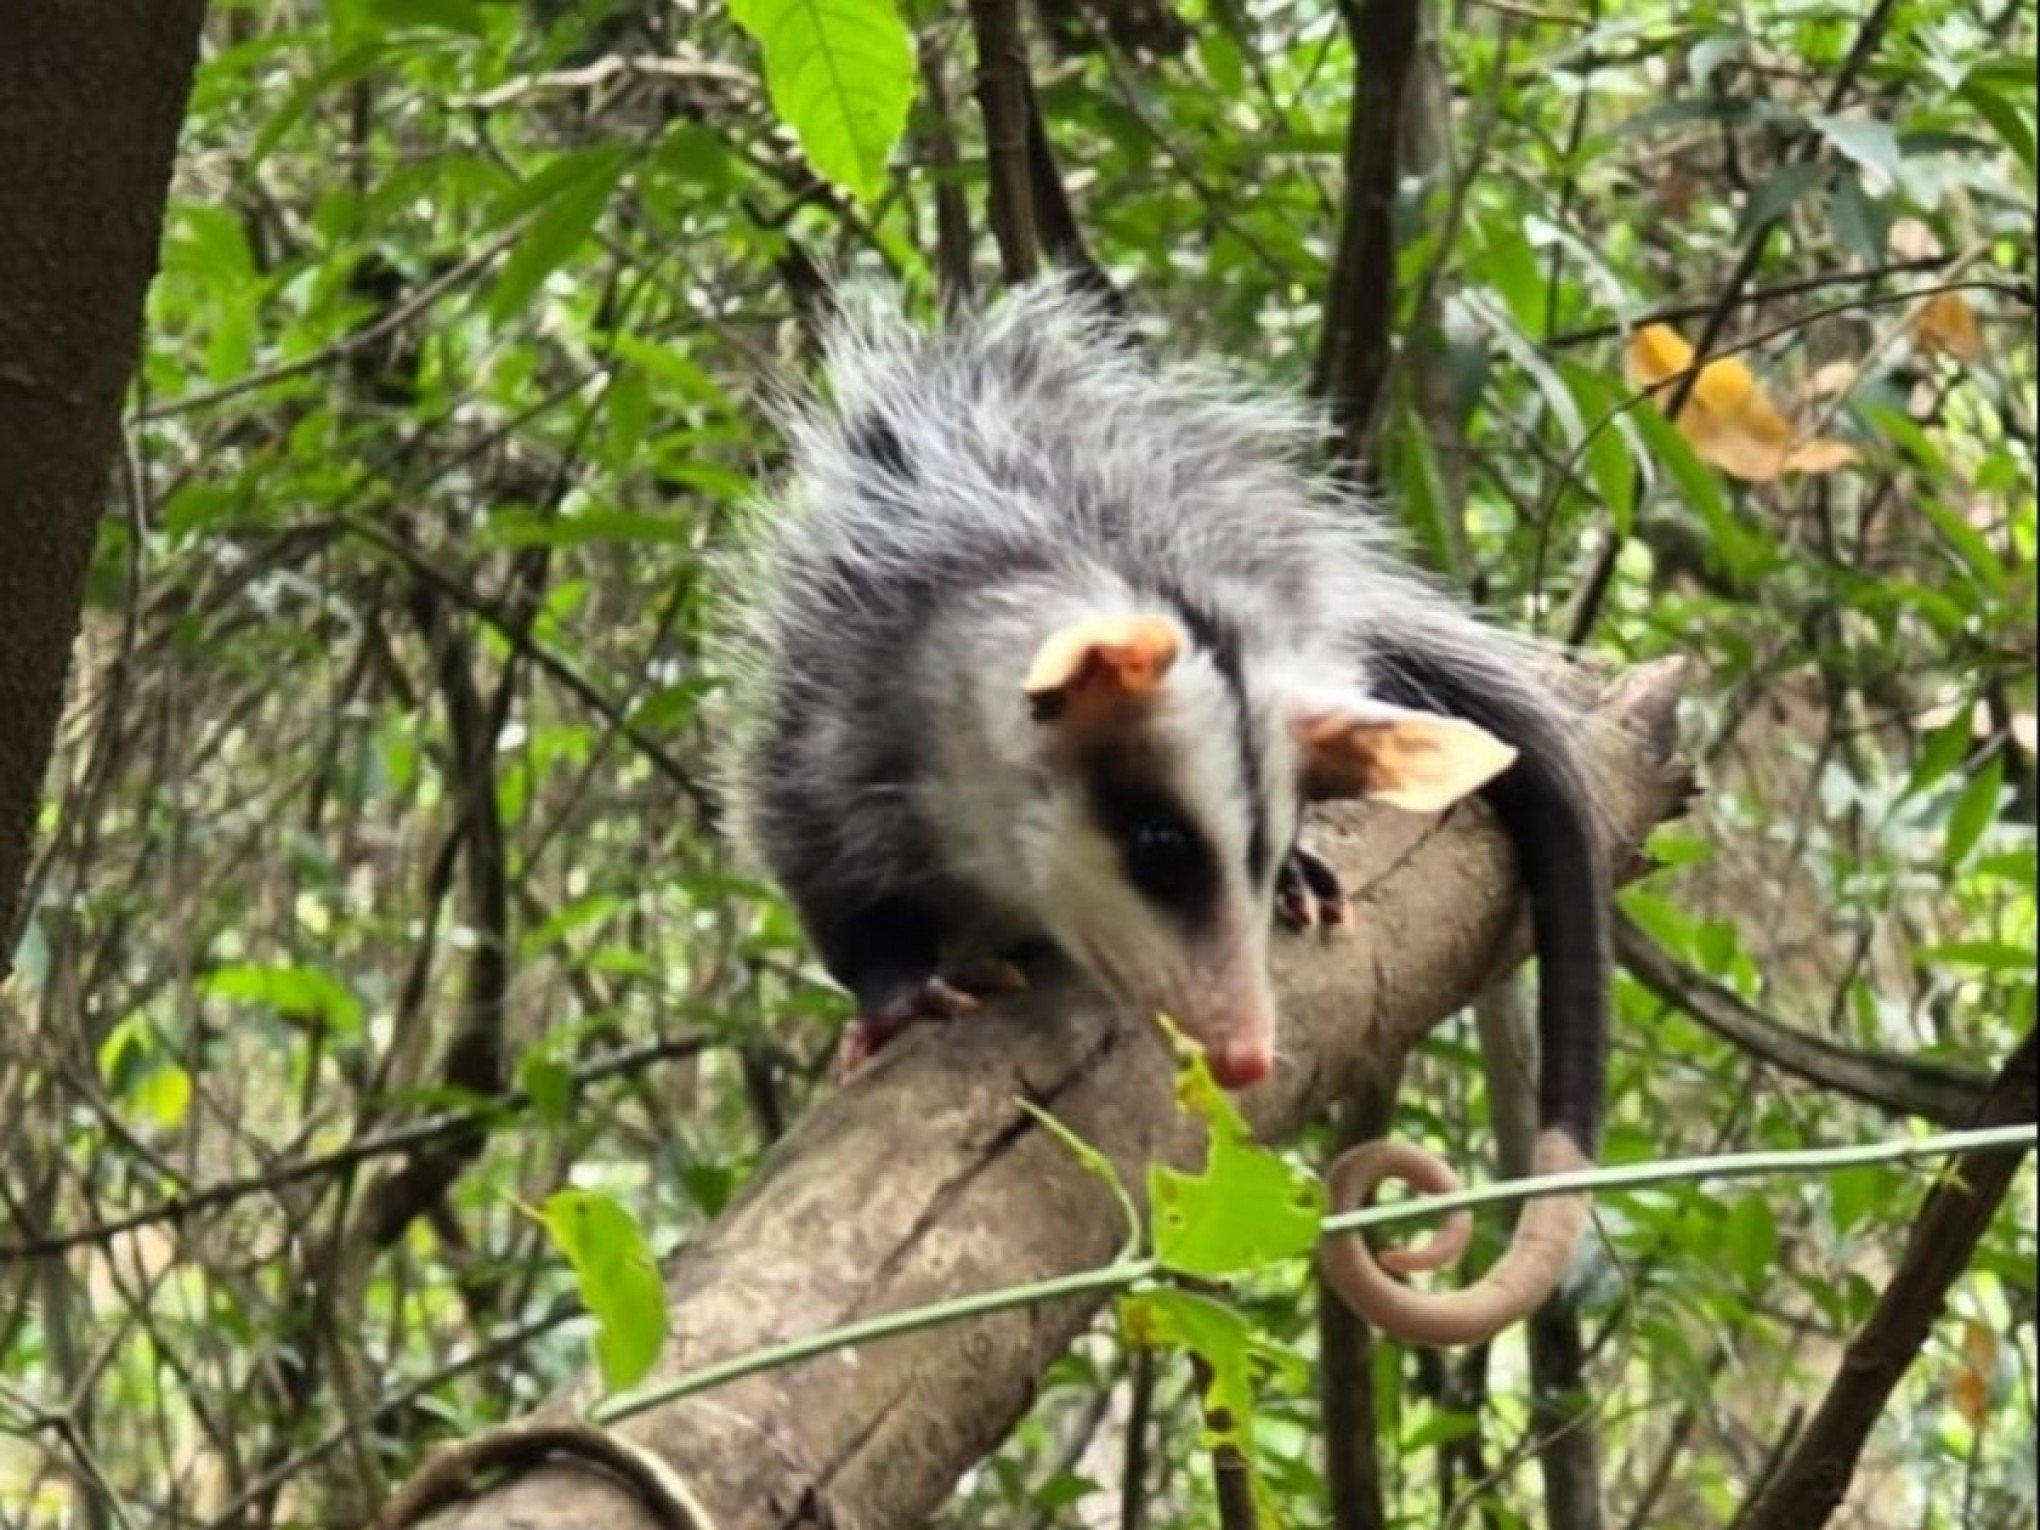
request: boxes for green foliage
[1148,1021,1326,1278]
[4,0,2035,1525]
[730,0,916,200]
[538,1189,668,1391]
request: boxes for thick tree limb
[968,0,1040,285]
[0,0,208,966]
[402,659,1689,1530]
[1312,0,1424,472]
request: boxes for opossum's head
[1019,612,1514,1091]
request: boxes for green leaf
[1404,1408,1482,1451]
[1907,713,1976,800]
[202,963,364,1037]
[540,1190,667,1391]
[361,0,486,34]
[1723,1192,1778,1289]
[1395,396,1464,578]
[1467,292,1584,448]
[1148,1020,1326,1278]
[1812,114,1903,185]
[1828,1165,1884,1236]
[1944,756,2006,868]
[485,506,699,549]
[98,1017,193,1130]
[1558,361,1642,536]
[487,148,630,320]
[519,1052,573,1125]
[1117,1286,1289,1523]
[1961,80,2037,180]
[1742,162,1829,232]
[1827,172,1890,267]
[98,1015,151,1094]
[1918,939,2031,971]
[244,41,388,178]
[730,0,917,202]
[1917,496,2009,598]
[135,1064,194,1131]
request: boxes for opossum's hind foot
[838,962,1031,1074]
[1276,845,1349,933]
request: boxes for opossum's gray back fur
[723,280,1587,910]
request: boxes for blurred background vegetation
[1,0,2033,1526]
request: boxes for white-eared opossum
[728,282,1608,1345]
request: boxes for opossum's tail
[1320,635,1608,1347]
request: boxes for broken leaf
[1626,322,1861,481]
[1148,1017,1327,1278]
[1118,1287,1302,1526]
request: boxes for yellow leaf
[1626,322,1859,482]
[1950,1319,1996,1428]
[1913,291,1984,363]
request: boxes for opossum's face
[1022,614,1514,1091]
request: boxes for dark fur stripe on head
[1157,585,1272,884]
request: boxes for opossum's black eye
[1126,819,1195,890]
[1087,764,1219,920]
[1113,803,1218,917]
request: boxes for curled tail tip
[1321,1133,1595,1347]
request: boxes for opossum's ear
[1292,698,1517,810]
[1024,614,1182,723]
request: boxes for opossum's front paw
[1276,844,1349,933]
[838,963,1030,1074]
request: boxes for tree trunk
[0,0,210,966]
[402,660,1691,1530]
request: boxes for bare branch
[968,0,1040,284]
[1737,1028,2036,1530]
[1615,916,1990,1127]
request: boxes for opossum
[727,282,1608,1346]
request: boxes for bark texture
[0,0,209,964]
[406,659,1690,1530]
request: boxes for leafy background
[2,0,2034,1526]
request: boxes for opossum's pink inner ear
[1023,614,1182,723]
[1292,698,1518,810]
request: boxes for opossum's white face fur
[1012,612,1516,1090]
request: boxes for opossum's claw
[838,964,1026,1075]
[1276,844,1348,932]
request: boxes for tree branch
[0,0,208,968]
[1313,0,1424,474]
[1737,1027,2035,1530]
[968,0,1040,285]
[401,659,1692,1530]
[1614,916,1990,1126]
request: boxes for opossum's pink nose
[1209,1036,1272,1090]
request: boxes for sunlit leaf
[1118,1287,1295,1525]
[730,0,916,202]
[539,1190,667,1391]
[1626,322,1860,481]
[1944,755,2006,868]
[487,148,630,319]
[1148,1019,1326,1278]
[135,1064,194,1130]
[202,963,364,1037]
